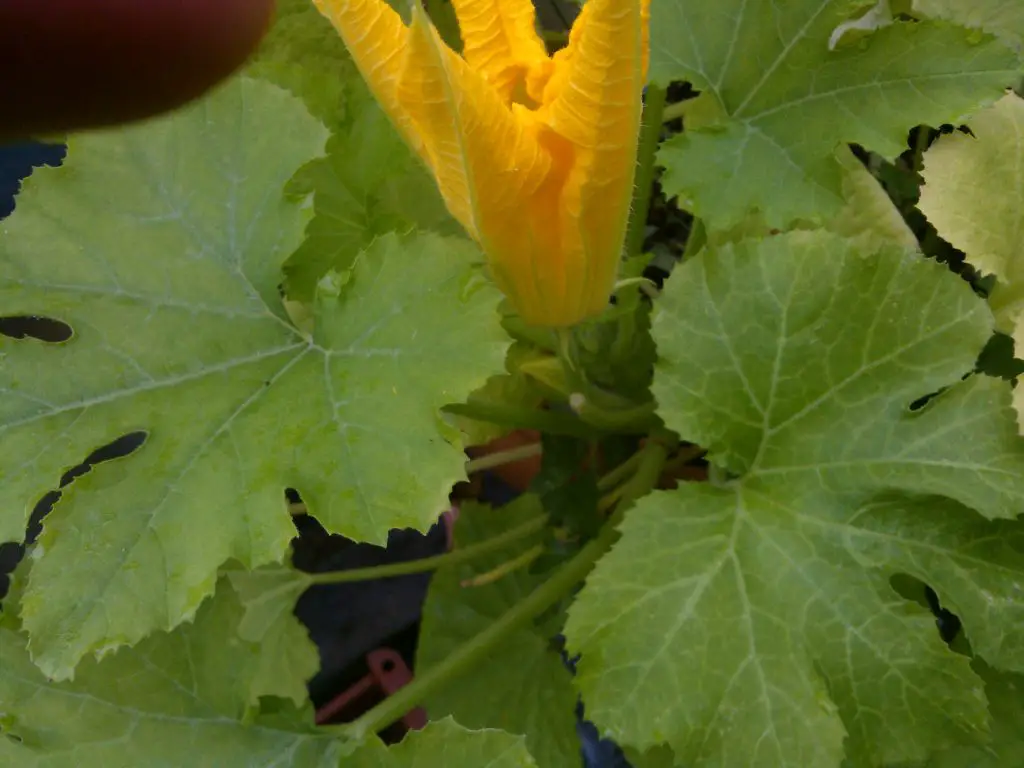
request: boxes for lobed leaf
[565,231,1024,766]
[0,77,507,678]
[651,0,1020,228]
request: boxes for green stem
[612,440,669,516]
[333,441,670,742]
[336,519,622,741]
[625,85,668,259]
[661,443,707,475]
[307,516,546,586]
[596,450,644,493]
[465,442,542,474]
[443,402,593,438]
[570,393,659,433]
[461,544,544,587]
[662,100,686,123]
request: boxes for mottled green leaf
[0,77,506,678]
[416,499,579,768]
[0,579,344,767]
[565,232,1024,766]
[652,0,1019,228]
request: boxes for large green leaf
[0,77,507,679]
[564,232,1024,766]
[415,498,580,768]
[349,719,539,768]
[0,578,343,767]
[651,0,1019,228]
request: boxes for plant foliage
[2,0,1024,766]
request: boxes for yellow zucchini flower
[313,0,650,327]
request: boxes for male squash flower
[314,0,649,327]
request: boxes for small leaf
[349,718,540,767]
[226,567,317,708]
[652,0,1019,228]
[565,232,1024,766]
[282,106,460,302]
[416,499,579,768]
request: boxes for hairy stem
[307,515,546,586]
[335,523,617,741]
[625,84,668,259]
[596,450,644,493]
[662,100,686,123]
[461,544,544,587]
[465,442,542,474]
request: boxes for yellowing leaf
[919,92,1024,431]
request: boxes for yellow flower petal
[537,0,647,321]
[318,0,650,327]
[312,0,423,158]
[449,0,550,105]
[400,5,554,316]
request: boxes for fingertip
[0,0,277,139]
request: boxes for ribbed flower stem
[625,84,668,259]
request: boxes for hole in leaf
[0,315,72,343]
[0,432,148,607]
[977,332,1024,380]
[59,431,148,487]
[908,391,940,412]
[890,573,963,645]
